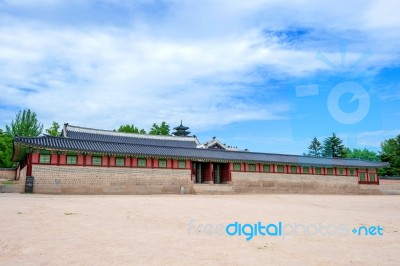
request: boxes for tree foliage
[322,133,346,158]
[117,124,146,134]
[307,137,322,157]
[5,109,43,137]
[149,122,170,135]
[346,148,380,162]
[45,121,61,136]
[379,135,400,176]
[0,130,14,168]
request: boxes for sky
[0,0,399,154]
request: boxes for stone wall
[31,165,193,194]
[0,168,24,193]
[379,179,400,195]
[231,172,381,194]
[0,168,16,180]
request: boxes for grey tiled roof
[13,135,389,168]
[64,125,199,148]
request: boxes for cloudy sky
[0,0,399,154]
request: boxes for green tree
[346,148,380,162]
[0,130,14,168]
[45,121,61,136]
[322,133,346,158]
[117,124,146,134]
[5,109,43,137]
[379,135,400,176]
[149,122,170,135]
[307,137,322,156]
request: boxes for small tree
[6,109,43,137]
[346,148,380,162]
[45,121,61,136]
[322,133,346,158]
[380,135,400,176]
[307,137,322,157]
[117,124,146,134]
[149,122,170,135]
[0,130,14,168]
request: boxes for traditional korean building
[11,123,389,194]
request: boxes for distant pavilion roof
[172,121,191,136]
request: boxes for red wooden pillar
[210,162,213,183]
[27,153,33,176]
[376,168,380,184]
[203,162,213,183]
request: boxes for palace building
[11,123,389,194]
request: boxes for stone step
[193,184,235,195]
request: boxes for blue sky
[0,0,399,154]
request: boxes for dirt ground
[0,194,399,266]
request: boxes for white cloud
[356,130,400,148]
[0,0,399,132]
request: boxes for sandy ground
[0,194,399,266]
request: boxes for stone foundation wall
[31,165,193,194]
[8,165,385,195]
[231,172,381,194]
[0,168,16,180]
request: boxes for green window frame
[264,164,270,172]
[327,168,333,175]
[349,169,355,175]
[359,172,366,182]
[291,166,297,173]
[92,156,102,166]
[303,167,309,174]
[315,167,321,174]
[116,158,125,167]
[138,158,147,167]
[233,163,241,171]
[158,159,167,168]
[39,154,51,164]
[66,155,77,165]
[339,168,344,175]
[248,164,256,172]
[178,160,186,169]
[369,173,375,182]
[277,165,284,173]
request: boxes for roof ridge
[66,124,198,142]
